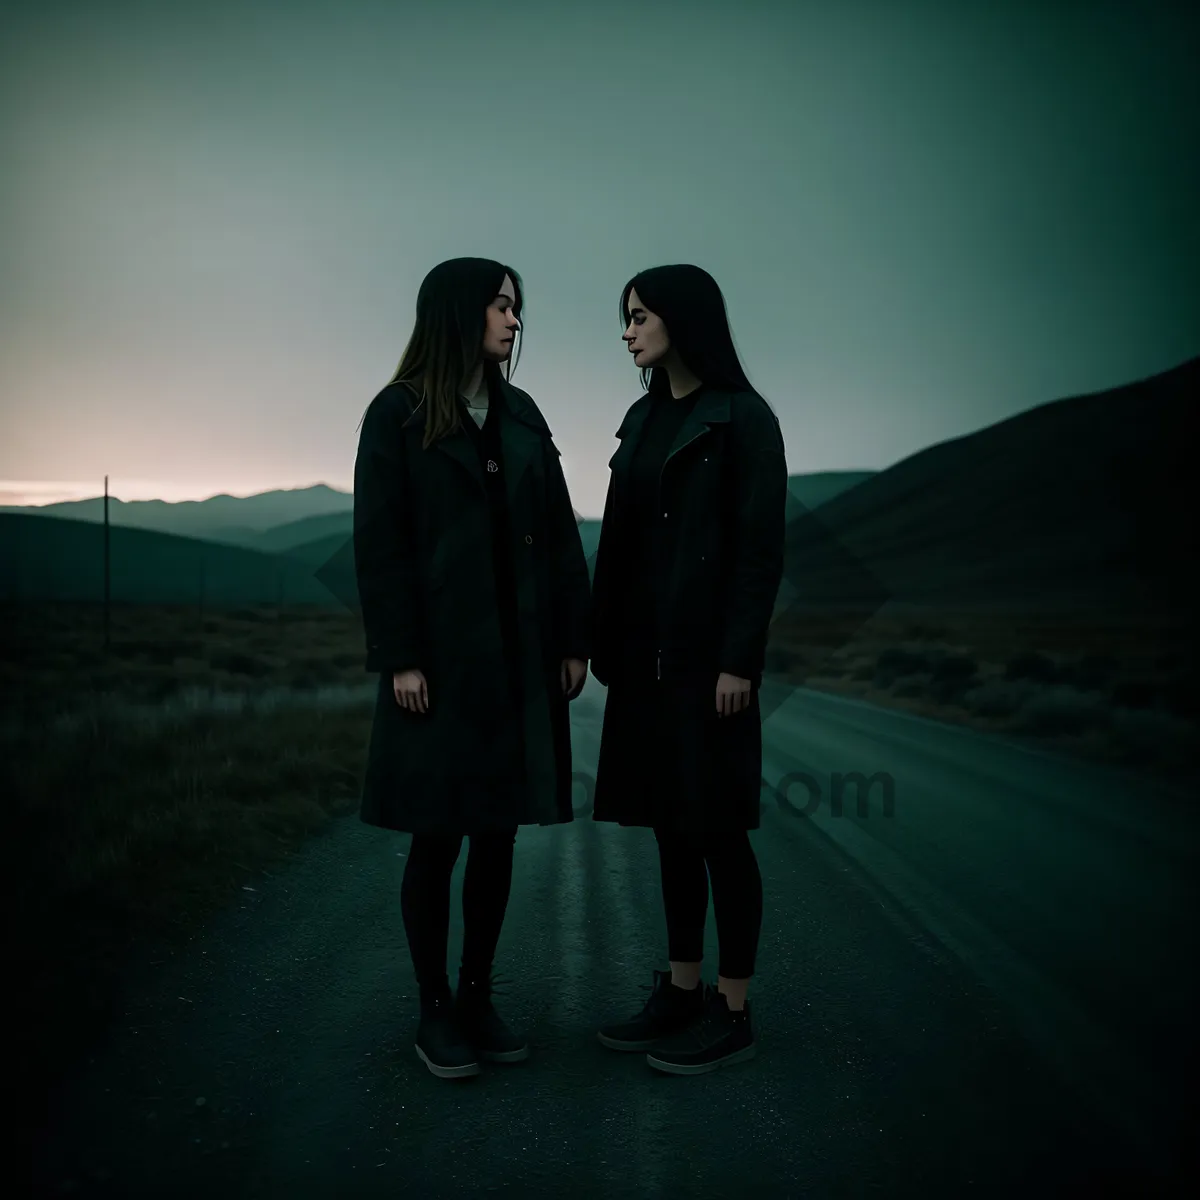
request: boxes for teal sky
[2,0,1197,516]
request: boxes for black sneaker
[415,991,482,1079]
[596,968,706,1051]
[454,970,530,1063]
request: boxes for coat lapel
[495,374,550,513]
[398,373,550,504]
[608,388,732,479]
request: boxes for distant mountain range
[0,482,354,548]
[0,469,873,561]
[0,466,871,606]
[2,357,1193,612]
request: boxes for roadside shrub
[1005,651,1059,683]
[874,645,930,686]
[111,637,164,660]
[891,672,929,698]
[1009,685,1111,735]
[142,638,205,666]
[1110,679,1158,709]
[931,652,975,676]
[1159,675,1199,717]
[964,681,1032,715]
[1108,707,1197,769]
[1061,652,1118,690]
[903,622,946,640]
[963,679,1041,717]
[930,653,979,692]
[209,650,274,677]
[228,608,270,622]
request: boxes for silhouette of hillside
[0,483,353,548]
[272,506,592,560]
[782,356,1196,613]
[786,470,875,517]
[256,511,355,553]
[0,514,338,605]
[283,531,354,568]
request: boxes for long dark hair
[363,257,524,449]
[619,264,772,411]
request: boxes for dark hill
[785,471,875,518]
[0,514,340,606]
[256,511,355,553]
[784,356,1196,613]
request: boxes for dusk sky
[2,0,1197,517]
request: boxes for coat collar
[396,372,551,435]
[609,386,732,473]
[394,371,551,504]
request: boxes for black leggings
[400,826,763,992]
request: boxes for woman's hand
[560,657,587,700]
[393,668,429,713]
[715,671,752,717]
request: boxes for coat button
[662,511,668,519]
[524,534,533,544]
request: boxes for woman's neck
[460,361,487,403]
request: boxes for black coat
[353,373,591,835]
[590,387,788,831]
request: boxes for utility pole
[103,474,111,653]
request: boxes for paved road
[33,681,1197,1197]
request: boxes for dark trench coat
[353,375,591,835]
[589,387,789,832]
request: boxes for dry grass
[4,601,375,1086]
[768,605,1197,784]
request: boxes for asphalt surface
[32,680,1198,1198]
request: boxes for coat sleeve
[718,396,788,682]
[543,438,592,662]
[353,391,426,675]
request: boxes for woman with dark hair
[353,257,591,1080]
[590,263,788,1075]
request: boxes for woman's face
[481,273,520,361]
[622,287,670,370]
